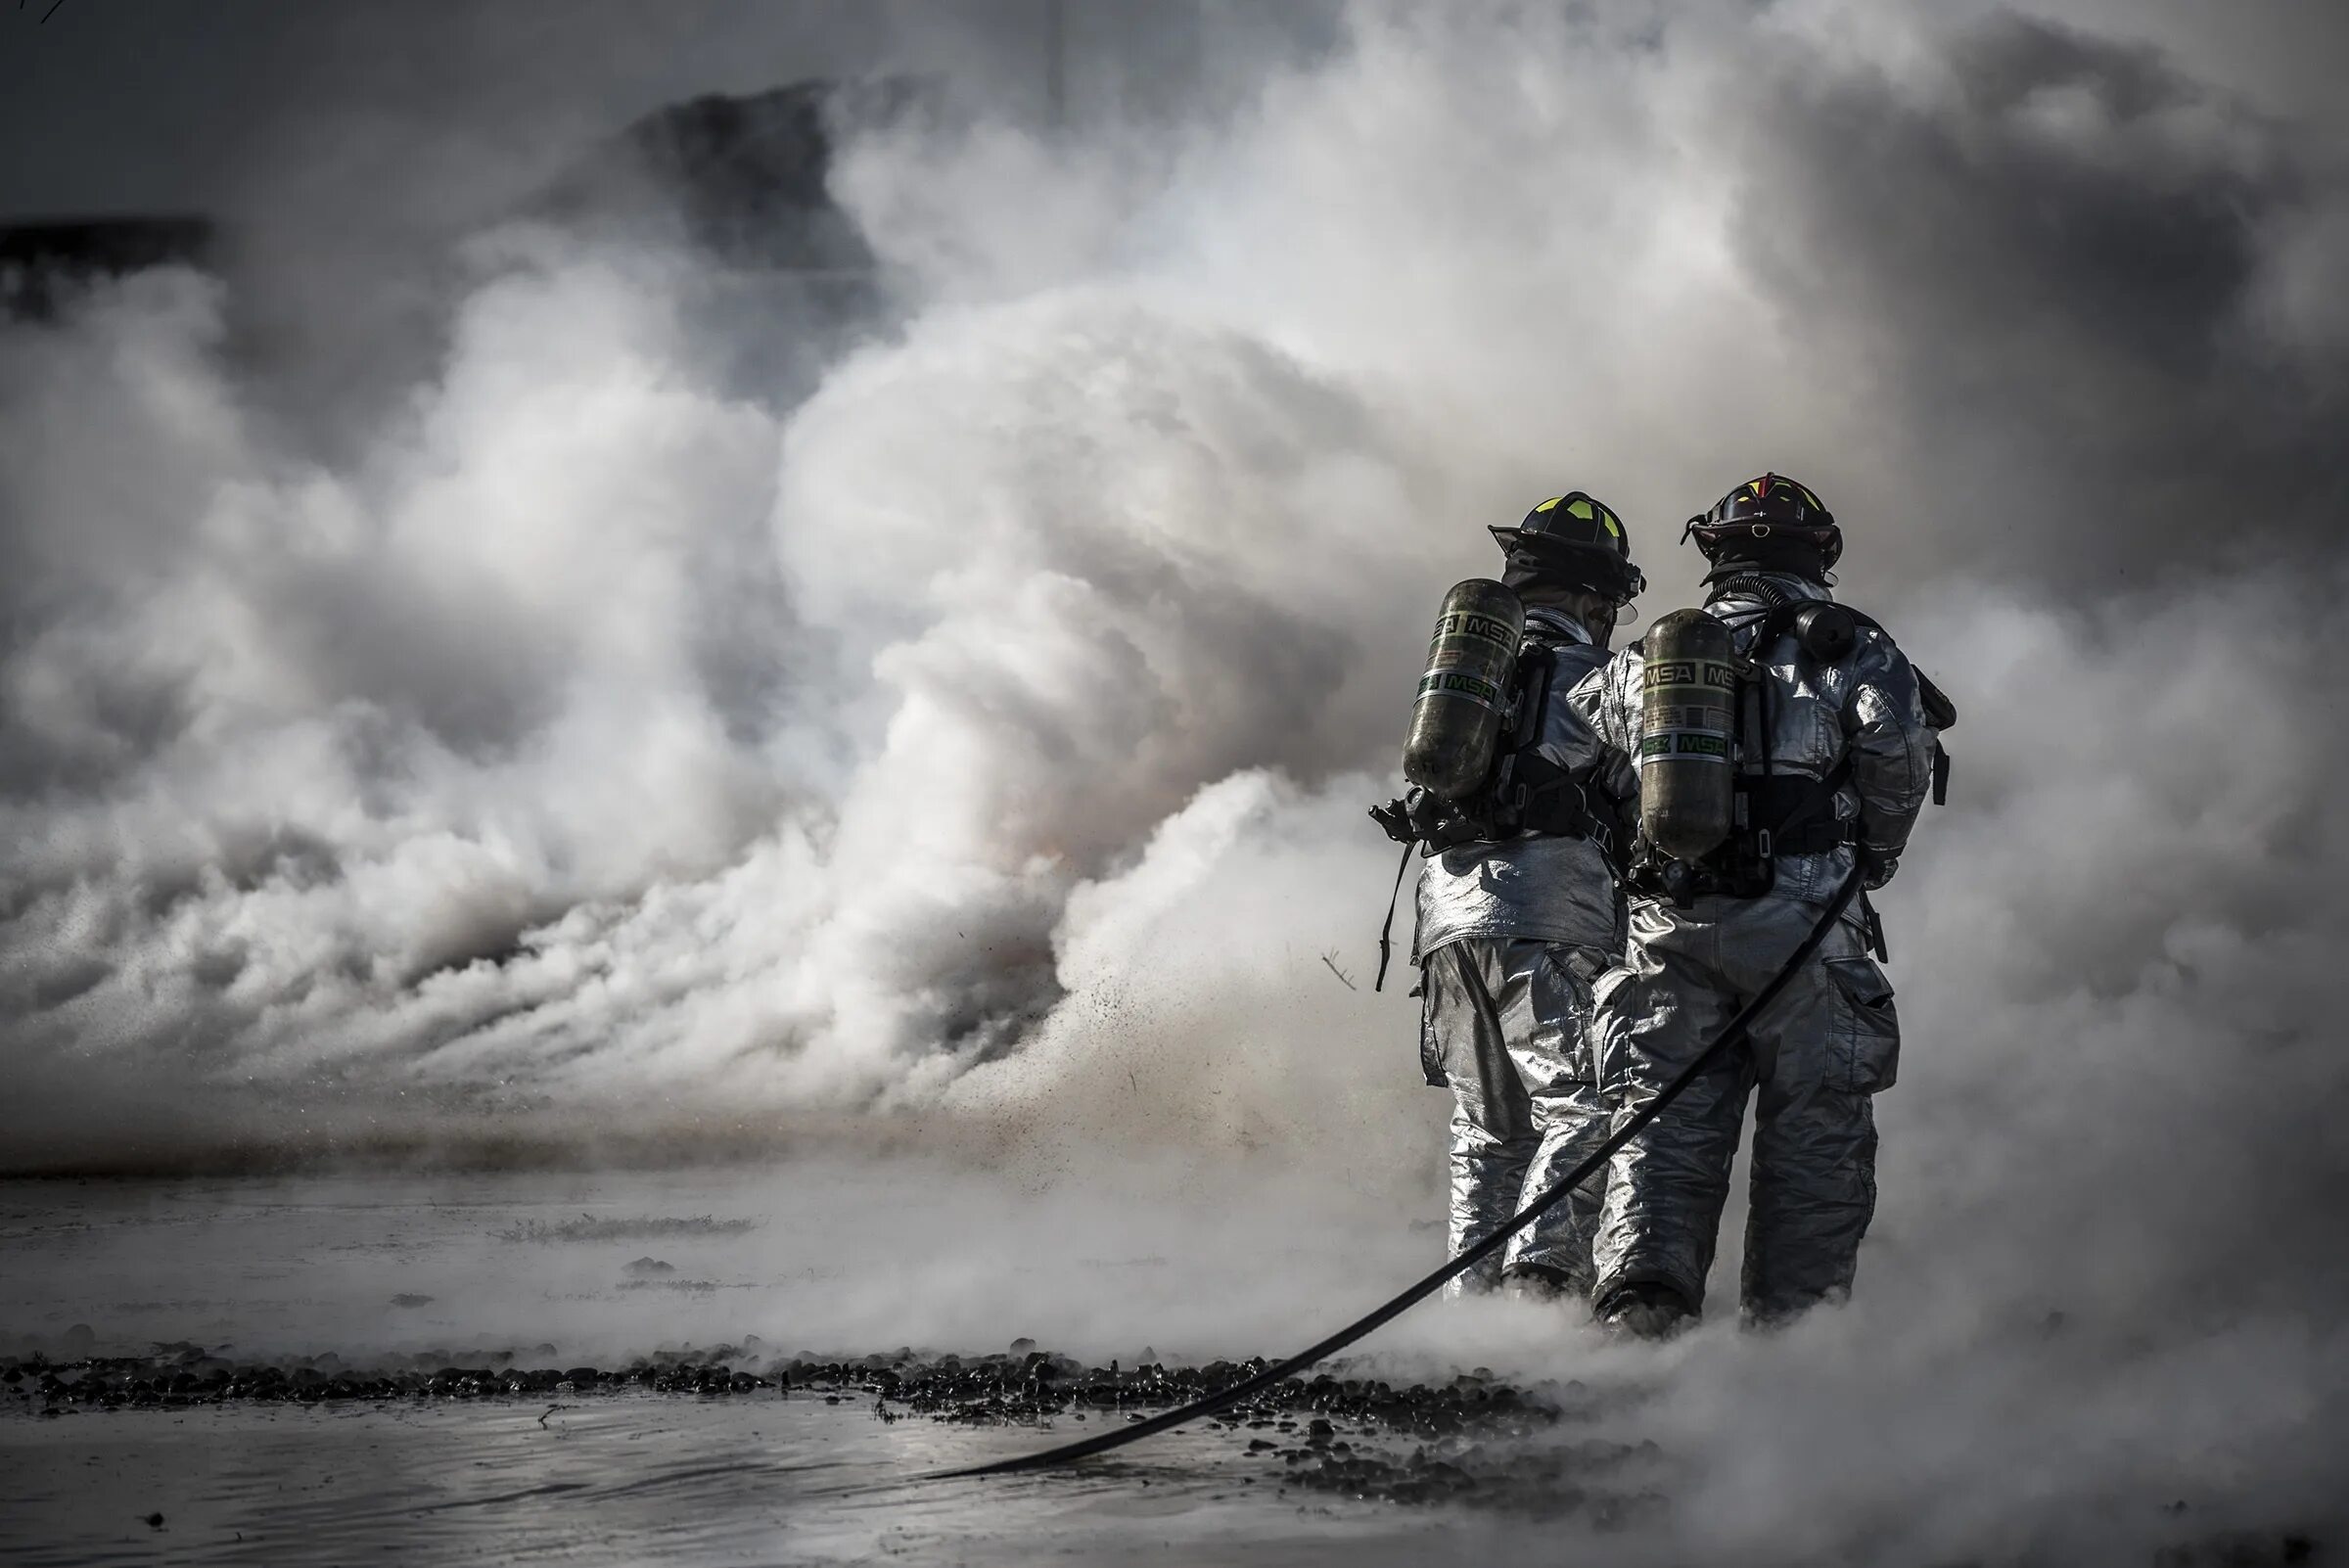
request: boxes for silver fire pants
[1590,894,1900,1319]
[1420,938,1614,1298]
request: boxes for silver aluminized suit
[1414,607,1627,1297]
[1568,575,1937,1319]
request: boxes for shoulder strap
[1510,637,1557,732]
[1371,840,1415,992]
[1916,669,1958,730]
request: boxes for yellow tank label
[1647,703,1732,730]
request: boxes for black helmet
[1489,490,1645,603]
[1683,473,1842,576]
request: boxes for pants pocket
[1531,946,1602,1085]
[1588,965,1637,1099]
[1418,954,1448,1087]
[1822,953,1900,1093]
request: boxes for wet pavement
[2,1391,1504,1567]
[2,1339,1663,1516]
[2,1170,2333,1566]
[0,1167,1613,1564]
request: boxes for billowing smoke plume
[4,3,2348,1555]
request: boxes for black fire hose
[933,863,1868,1481]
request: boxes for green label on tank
[1639,730,1731,763]
[1429,611,1517,652]
[1644,660,1736,690]
[1417,670,1504,707]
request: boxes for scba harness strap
[1403,642,1613,838]
[1367,639,1618,991]
[1374,640,1616,853]
[1740,599,1958,809]
[1628,593,1957,911]
[1728,596,1958,807]
[1625,757,1858,905]
[1738,765,1863,856]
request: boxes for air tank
[1638,608,1737,861]
[1402,578,1525,801]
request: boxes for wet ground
[2,1390,1498,1566]
[2,1169,2332,1566]
[2,1339,1652,1517]
[0,1166,1622,1565]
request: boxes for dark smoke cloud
[1728,10,2349,590]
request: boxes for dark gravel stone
[0,1340,1602,1510]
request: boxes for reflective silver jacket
[1567,575,1938,903]
[1414,608,1627,959]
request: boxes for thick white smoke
[1,251,1440,1138]
[4,3,2347,1558]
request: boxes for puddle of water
[0,1163,1472,1376]
[0,1167,1581,1563]
[0,1394,1491,1566]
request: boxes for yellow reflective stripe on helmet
[1527,491,1626,540]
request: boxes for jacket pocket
[1823,953,1900,1094]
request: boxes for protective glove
[1370,787,1491,852]
[1367,794,1417,846]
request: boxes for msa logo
[1433,611,1517,649]
[1418,671,1502,706]
[1638,732,1730,762]
[1646,659,1736,689]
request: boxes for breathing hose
[935,861,1869,1481]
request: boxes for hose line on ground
[933,862,1869,1481]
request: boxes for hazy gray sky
[0,1,1341,220]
